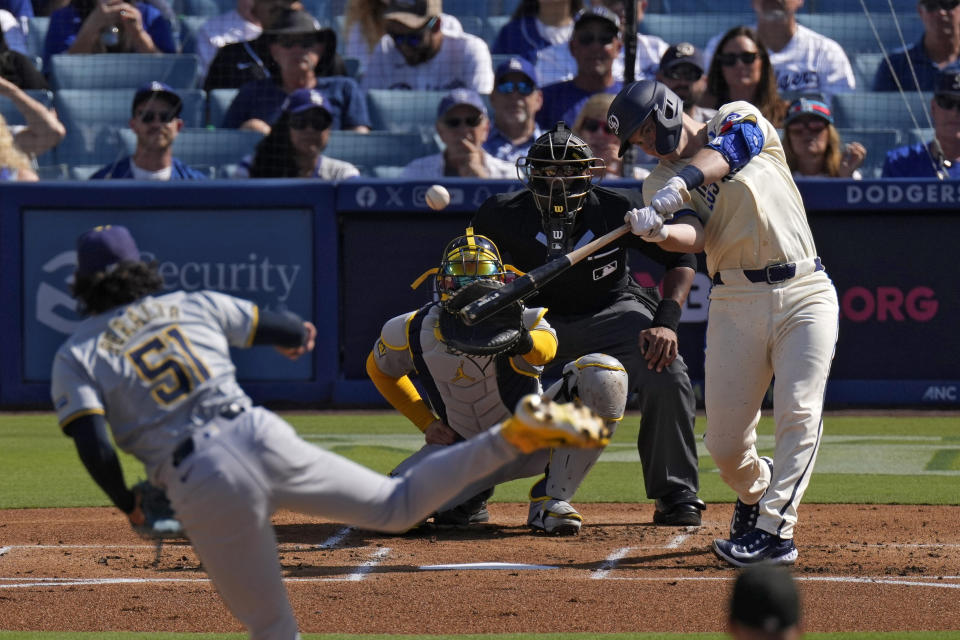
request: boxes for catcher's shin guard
[547,353,628,421]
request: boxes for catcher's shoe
[712,529,798,567]
[729,456,774,539]
[433,503,490,529]
[500,395,610,454]
[528,498,583,536]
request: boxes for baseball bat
[459,222,631,326]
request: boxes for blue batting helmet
[606,80,684,157]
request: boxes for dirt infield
[1,503,958,635]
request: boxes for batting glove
[650,176,689,219]
[624,207,667,242]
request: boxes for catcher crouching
[367,231,628,534]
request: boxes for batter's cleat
[500,395,610,454]
[712,529,798,567]
[432,502,490,528]
[729,456,774,539]
[653,490,706,526]
[528,498,583,536]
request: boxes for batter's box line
[603,575,960,590]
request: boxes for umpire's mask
[517,122,604,259]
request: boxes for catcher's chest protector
[416,306,538,440]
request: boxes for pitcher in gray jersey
[51,224,611,640]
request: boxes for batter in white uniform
[606,80,839,566]
[51,225,610,640]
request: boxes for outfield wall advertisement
[1,179,957,407]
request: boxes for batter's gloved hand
[624,207,667,242]
[128,481,184,540]
[439,280,524,356]
[650,176,689,219]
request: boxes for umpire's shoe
[500,395,610,453]
[528,498,583,536]
[653,490,706,526]
[712,529,798,567]
[729,456,774,539]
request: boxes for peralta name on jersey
[98,301,181,356]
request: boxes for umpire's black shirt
[472,186,697,316]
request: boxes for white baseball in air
[425,184,451,210]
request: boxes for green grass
[1,413,958,509]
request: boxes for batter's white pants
[156,407,522,640]
[703,270,838,540]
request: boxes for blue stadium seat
[48,53,202,90]
[324,131,439,174]
[174,0,228,17]
[442,0,494,17]
[372,165,406,179]
[26,16,49,62]
[804,0,917,12]
[852,52,885,91]
[206,87,239,127]
[641,13,755,49]
[908,128,933,145]
[836,128,902,178]
[178,15,208,55]
[832,91,933,130]
[796,13,923,53]
[69,165,108,180]
[54,130,126,169]
[0,89,53,126]
[117,127,265,171]
[459,15,485,42]
[365,89,447,133]
[343,56,360,78]
[646,0,791,12]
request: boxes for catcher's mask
[436,232,514,302]
[517,122,604,258]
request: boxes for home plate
[419,562,557,571]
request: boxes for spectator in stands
[204,0,346,91]
[1,0,33,21]
[402,88,515,178]
[535,0,666,86]
[705,26,787,127]
[243,87,360,179]
[728,565,803,640]
[782,94,865,179]
[0,113,38,180]
[536,6,623,131]
[89,81,208,180]
[703,0,855,98]
[0,8,27,54]
[222,9,370,134]
[0,75,65,157]
[571,92,623,179]
[874,0,960,92]
[194,0,263,84]
[882,64,960,178]
[1,24,49,89]
[484,56,544,163]
[492,0,582,64]
[43,0,176,68]
[656,42,715,123]
[342,0,463,80]
[361,0,494,93]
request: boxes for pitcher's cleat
[500,395,611,454]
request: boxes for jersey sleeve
[521,306,557,367]
[189,291,259,348]
[371,311,417,379]
[50,346,105,429]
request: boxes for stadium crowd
[0,0,956,180]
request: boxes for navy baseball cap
[660,42,705,75]
[132,81,182,116]
[282,88,332,115]
[935,64,960,96]
[730,565,800,632]
[573,6,621,32]
[494,56,538,87]
[265,8,324,35]
[437,88,488,119]
[383,0,441,29]
[784,94,833,125]
[76,225,141,277]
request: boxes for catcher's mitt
[439,280,525,356]
[129,481,184,540]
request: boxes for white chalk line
[592,547,632,580]
[314,526,353,549]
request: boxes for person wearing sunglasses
[656,42,716,124]
[782,95,865,179]
[702,0,854,98]
[222,9,370,135]
[90,81,208,180]
[361,0,494,93]
[402,88,515,179]
[534,0,667,87]
[705,26,787,128]
[244,87,360,179]
[883,64,960,178]
[484,56,545,163]
[536,6,626,133]
[874,0,960,91]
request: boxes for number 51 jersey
[51,290,257,473]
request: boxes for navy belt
[172,404,245,467]
[712,257,823,285]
